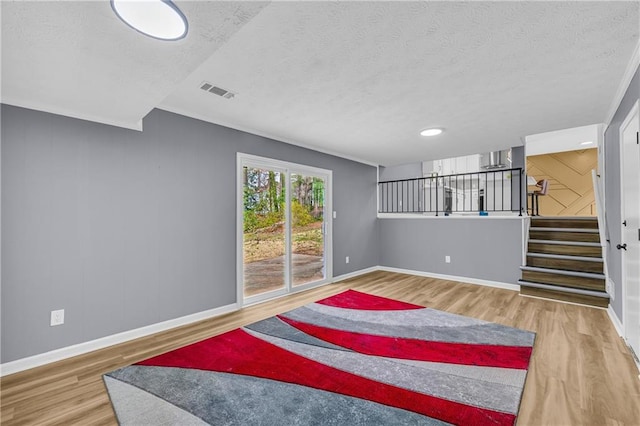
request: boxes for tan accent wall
[526,148,597,217]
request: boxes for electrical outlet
[333,211,337,219]
[445,255,451,264]
[345,256,350,264]
[50,309,65,326]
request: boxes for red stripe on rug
[316,289,424,310]
[278,316,533,369]
[137,328,516,425]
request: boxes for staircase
[519,217,609,308]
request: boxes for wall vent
[199,82,236,99]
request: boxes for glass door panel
[242,166,286,298]
[290,173,325,286]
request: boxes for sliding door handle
[616,243,627,251]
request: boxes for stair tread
[526,252,603,262]
[529,239,601,247]
[518,280,609,298]
[530,227,599,233]
[530,217,599,229]
[520,266,605,279]
[520,285,609,308]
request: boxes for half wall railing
[378,168,524,215]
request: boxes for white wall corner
[332,266,380,283]
[607,305,624,337]
[0,303,238,377]
[525,124,602,157]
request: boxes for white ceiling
[2,1,638,166]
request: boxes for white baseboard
[607,305,624,337]
[332,266,380,283]
[0,303,238,377]
[377,266,520,291]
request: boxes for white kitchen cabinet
[466,154,480,172]
[426,153,483,178]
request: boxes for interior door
[620,101,640,359]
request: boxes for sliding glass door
[238,154,331,305]
[241,165,287,298]
[291,173,326,287]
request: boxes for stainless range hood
[481,150,509,169]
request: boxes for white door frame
[236,153,333,308]
[619,100,640,358]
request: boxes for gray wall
[1,105,379,363]
[379,218,523,284]
[604,65,640,318]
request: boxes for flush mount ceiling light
[580,141,594,146]
[111,0,188,41]
[420,128,443,137]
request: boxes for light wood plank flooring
[1,271,639,425]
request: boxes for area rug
[104,290,535,425]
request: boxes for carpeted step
[527,240,602,258]
[529,227,600,243]
[525,253,604,274]
[518,280,609,308]
[530,217,598,229]
[520,266,605,292]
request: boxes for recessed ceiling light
[111,0,188,41]
[420,128,443,137]
[580,141,594,146]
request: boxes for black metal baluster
[500,171,503,211]
[493,172,496,211]
[519,169,523,215]
[463,174,466,212]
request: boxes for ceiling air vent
[199,82,236,99]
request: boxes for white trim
[619,100,639,140]
[608,305,624,337]
[377,266,520,292]
[605,40,640,125]
[159,106,378,167]
[377,213,525,220]
[1,98,144,131]
[332,266,379,283]
[236,153,245,309]
[0,303,238,377]
[592,169,611,298]
[376,165,380,214]
[522,216,531,267]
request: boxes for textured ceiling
[1,1,269,129]
[2,1,639,165]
